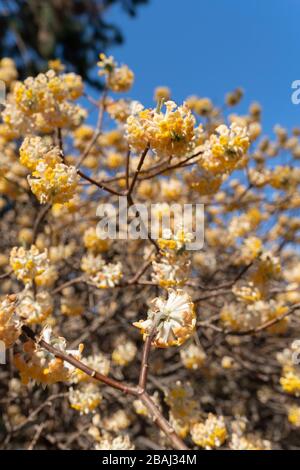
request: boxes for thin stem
[76,90,107,169]
[77,170,123,196]
[126,143,150,197]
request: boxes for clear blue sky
[104,0,300,135]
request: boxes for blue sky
[104,0,300,135]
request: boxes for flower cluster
[190,414,228,449]
[98,53,134,92]
[20,135,79,204]
[0,295,20,348]
[14,327,83,385]
[69,383,102,415]
[126,100,201,157]
[201,123,250,175]
[10,245,49,285]
[133,289,196,348]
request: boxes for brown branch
[33,203,51,243]
[77,170,123,196]
[21,325,136,394]
[21,325,189,450]
[225,302,300,336]
[126,143,150,197]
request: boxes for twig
[76,90,107,169]
[33,204,51,243]
[77,170,123,196]
[21,324,188,450]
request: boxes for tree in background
[0,0,148,87]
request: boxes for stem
[21,324,189,450]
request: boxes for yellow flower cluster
[180,343,206,370]
[98,53,134,92]
[270,165,300,190]
[112,335,137,366]
[165,381,200,438]
[126,100,201,157]
[191,414,228,449]
[95,433,135,450]
[133,289,196,348]
[10,245,49,285]
[28,161,79,205]
[19,135,61,171]
[280,366,300,396]
[2,69,85,135]
[20,135,79,204]
[106,98,132,123]
[229,433,271,450]
[152,228,192,288]
[14,326,83,385]
[278,344,300,396]
[0,295,20,348]
[89,259,123,289]
[221,300,288,333]
[201,123,250,175]
[83,227,110,253]
[17,288,53,325]
[287,405,300,427]
[69,383,102,414]
[0,58,18,86]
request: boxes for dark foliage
[0,0,148,87]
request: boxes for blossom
[17,288,53,325]
[89,260,123,289]
[154,86,171,103]
[0,58,18,86]
[14,326,83,385]
[0,295,20,348]
[186,168,223,195]
[83,227,110,253]
[19,135,61,171]
[152,253,191,288]
[180,343,206,370]
[229,433,271,450]
[81,252,106,276]
[10,245,49,284]
[133,289,196,348]
[165,381,200,438]
[191,414,228,449]
[69,383,102,414]
[201,123,250,175]
[95,434,135,450]
[102,409,131,432]
[112,336,137,366]
[106,98,132,123]
[221,300,289,333]
[28,161,79,204]
[98,53,134,92]
[280,366,300,396]
[125,100,201,157]
[186,96,214,116]
[287,405,300,427]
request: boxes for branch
[21,325,189,450]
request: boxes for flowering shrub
[0,54,300,450]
